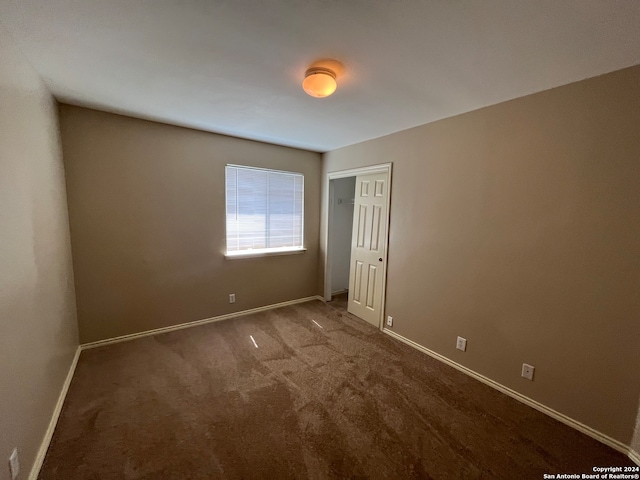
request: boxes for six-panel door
[347,172,388,327]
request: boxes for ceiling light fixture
[302,66,337,98]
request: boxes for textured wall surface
[322,66,640,445]
[60,106,322,343]
[0,28,79,480]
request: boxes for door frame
[323,163,392,331]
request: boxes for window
[225,165,304,257]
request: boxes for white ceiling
[1,1,639,152]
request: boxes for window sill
[225,247,307,260]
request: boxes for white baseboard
[29,346,81,480]
[81,295,325,349]
[28,307,638,480]
[27,296,326,479]
[382,328,639,465]
[27,296,324,477]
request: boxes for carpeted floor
[39,295,634,479]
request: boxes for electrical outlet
[229,293,235,304]
[522,363,535,381]
[9,448,19,479]
[386,316,393,327]
[456,336,467,352]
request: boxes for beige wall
[60,106,322,343]
[0,29,79,480]
[322,66,640,446]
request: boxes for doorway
[324,163,392,330]
[328,177,356,296]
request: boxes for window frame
[224,164,306,259]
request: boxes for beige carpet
[39,297,634,479]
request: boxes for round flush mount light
[302,66,337,98]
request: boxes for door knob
[378,258,383,262]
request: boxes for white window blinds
[225,165,304,255]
